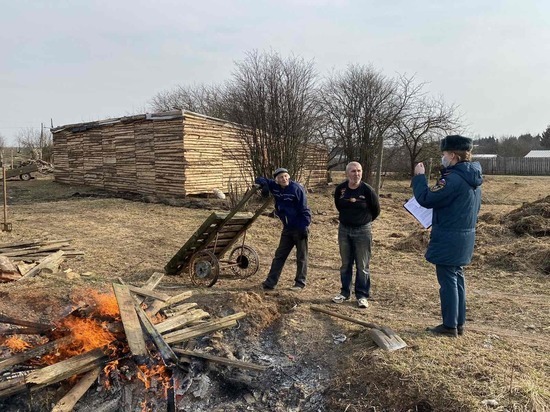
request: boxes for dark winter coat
[255,177,311,231]
[412,161,483,266]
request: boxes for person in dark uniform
[255,168,311,292]
[413,135,483,337]
[332,162,380,308]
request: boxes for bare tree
[16,127,53,161]
[319,65,413,185]
[224,50,319,179]
[393,92,461,176]
[149,83,227,118]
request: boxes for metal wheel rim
[228,245,259,279]
[189,250,219,287]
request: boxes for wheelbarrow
[165,185,271,287]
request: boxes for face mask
[441,155,452,168]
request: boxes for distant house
[525,150,550,158]
[51,110,327,197]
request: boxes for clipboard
[403,196,432,229]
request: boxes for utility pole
[40,123,44,160]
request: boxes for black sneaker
[427,324,458,338]
[457,325,464,336]
[262,282,275,290]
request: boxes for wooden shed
[51,110,327,197]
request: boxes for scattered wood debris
[0,239,83,282]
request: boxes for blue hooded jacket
[255,177,311,231]
[412,161,483,266]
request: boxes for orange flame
[2,336,31,352]
[87,290,120,318]
[137,364,171,392]
[103,359,119,389]
[42,317,116,365]
[71,289,120,319]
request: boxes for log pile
[0,272,265,410]
[52,110,328,198]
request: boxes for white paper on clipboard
[404,196,433,229]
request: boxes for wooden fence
[475,157,550,175]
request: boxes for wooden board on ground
[112,283,148,358]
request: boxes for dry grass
[0,174,548,411]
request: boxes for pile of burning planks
[0,272,265,411]
[0,239,83,282]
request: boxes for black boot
[427,324,458,337]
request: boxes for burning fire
[41,290,121,364]
[86,290,121,318]
[137,364,172,392]
[2,336,31,352]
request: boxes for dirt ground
[0,173,548,412]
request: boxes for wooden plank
[142,272,164,290]
[0,375,27,398]
[127,285,169,301]
[162,302,198,317]
[25,347,108,386]
[164,291,193,307]
[162,312,246,345]
[0,336,72,372]
[0,314,52,330]
[51,367,100,412]
[0,326,51,335]
[18,250,65,280]
[173,349,267,371]
[112,283,148,358]
[147,291,194,317]
[0,256,17,274]
[164,213,222,274]
[134,303,179,365]
[154,309,210,334]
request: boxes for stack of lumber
[53,112,187,197]
[301,142,329,186]
[52,109,327,198]
[82,128,104,188]
[182,111,252,195]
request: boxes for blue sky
[1,0,549,145]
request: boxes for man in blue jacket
[412,135,483,337]
[255,168,311,291]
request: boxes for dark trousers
[436,264,466,328]
[338,223,372,299]
[264,228,308,288]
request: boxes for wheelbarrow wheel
[228,245,259,279]
[20,173,32,181]
[189,250,219,287]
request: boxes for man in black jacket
[332,162,380,308]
